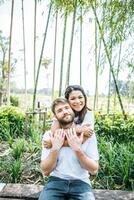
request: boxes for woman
[44,85,94,147]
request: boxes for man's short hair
[51,97,68,114]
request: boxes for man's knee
[81,191,95,200]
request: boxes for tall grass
[10,159,22,183]
[11,138,26,159]
[92,137,134,190]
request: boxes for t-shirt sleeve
[82,111,94,129]
[84,134,99,161]
[41,132,51,160]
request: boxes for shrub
[10,96,19,107]
[93,112,134,190]
[0,106,25,140]
[95,112,134,143]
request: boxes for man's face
[54,102,75,125]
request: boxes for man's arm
[41,149,59,176]
[75,149,99,175]
[66,128,99,175]
[41,129,65,176]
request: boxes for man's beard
[58,114,74,126]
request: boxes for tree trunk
[80,6,82,85]
[113,42,122,110]
[34,0,37,86]
[94,0,105,111]
[107,67,111,114]
[93,1,98,110]
[21,0,27,105]
[59,11,67,96]
[1,49,6,106]
[33,3,52,111]
[52,10,58,100]
[0,92,2,106]
[7,0,14,105]
[65,0,77,87]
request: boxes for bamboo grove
[0,0,134,115]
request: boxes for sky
[0,0,129,95]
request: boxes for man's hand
[51,129,65,151]
[66,128,83,151]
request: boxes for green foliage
[10,159,22,183]
[101,0,131,46]
[0,149,22,183]
[95,112,134,143]
[0,128,42,184]
[0,106,25,140]
[0,111,134,190]
[93,137,134,190]
[51,0,78,14]
[27,126,42,153]
[93,112,134,190]
[11,138,26,159]
[10,95,19,107]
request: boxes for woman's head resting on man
[64,85,88,124]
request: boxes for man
[39,97,99,200]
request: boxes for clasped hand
[51,128,83,151]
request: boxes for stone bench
[0,183,134,200]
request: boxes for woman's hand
[68,124,93,144]
[78,124,93,137]
[43,139,52,148]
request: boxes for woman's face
[68,90,85,112]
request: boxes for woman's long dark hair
[64,85,91,124]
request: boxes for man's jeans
[39,176,95,200]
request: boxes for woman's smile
[68,90,85,112]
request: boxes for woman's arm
[76,111,94,138]
[76,124,93,137]
[82,110,94,129]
